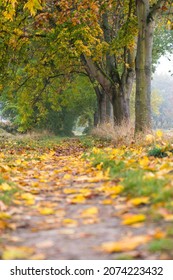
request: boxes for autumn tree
[1,0,172,134]
[135,0,173,133]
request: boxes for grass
[91,121,135,146]
[122,170,168,202]
[148,147,168,158]
[148,239,173,253]
[88,148,170,204]
[0,177,18,205]
[0,188,18,205]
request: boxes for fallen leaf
[38,207,55,215]
[122,214,146,225]
[0,212,11,219]
[63,219,78,227]
[81,207,98,217]
[100,235,151,253]
[128,197,150,206]
[0,183,12,191]
[69,195,86,204]
[2,246,34,260]
[63,174,72,180]
[101,199,113,205]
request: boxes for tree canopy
[0,0,173,133]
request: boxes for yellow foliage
[24,0,42,16]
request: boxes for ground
[1,134,173,260]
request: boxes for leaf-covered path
[1,136,173,260]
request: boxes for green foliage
[148,147,168,158]
[0,75,96,135]
[153,28,173,69]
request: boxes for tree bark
[95,86,113,124]
[135,0,155,133]
[112,86,130,124]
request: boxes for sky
[155,54,173,76]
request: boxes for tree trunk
[135,0,155,133]
[112,86,130,124]
[95,86,112,125]
[106,94,113,123]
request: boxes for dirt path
[0,139,171,260]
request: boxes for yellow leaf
[128,197,150,206]
[145,134,155,143]
[24,0,42,16]
[0,212,11,219]
[21,193,35,205]
[0,183,12,191]
[139,156,149,168]
[21,193,35,200]
[104,185,124,195]
[63,219,78,227]
[96,162,103,170]
[81,207,98,217]
[101,235,151,253]
[2,246,34,260]
[79,188,91,196]
[69,195,86,204]
[63,174,71,180]
[156,130,163,138]
[101,199,113,205]
[38,207,55,215]
[92,147,102,154]
[15,159,22,165]
[122,214,146,225]
[63,188,76,194]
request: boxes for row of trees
[0,0,173,134]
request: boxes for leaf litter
[0,135,173,259]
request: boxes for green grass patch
[88,149,170,203]
[148,239,173,253]
[0,177,19,205]
[122,169,168,201]
[0,188,18,205]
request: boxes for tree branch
[150,0,166,18]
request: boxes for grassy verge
[87,145,173,206]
